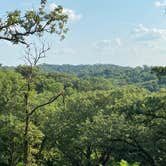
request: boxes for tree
[38,87,148,165]
[0,1,68,164]
[0,0,68,46]
[152,67,166,78]
[15,43,65,166]
[0,69,25,166]
[0,65,165,165]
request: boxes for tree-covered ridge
[0,67,165,166]
[38,64,166,91]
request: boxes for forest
[0,0,166,166]
[0,64,165,166]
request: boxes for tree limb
[29,92,64,116]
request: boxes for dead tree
[21,42,64,166]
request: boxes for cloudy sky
[0,0,166,66]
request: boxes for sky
[0,0,166,67]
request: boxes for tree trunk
[86,145,91,166]
[23,114,29,166]
[23,91,30,166]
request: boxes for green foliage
[0,0,68,45]
[39,64,165,91]
[152,66,166,77]
[0,67,165,165]
[117,160,139,166]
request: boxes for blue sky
[0,0,166,66]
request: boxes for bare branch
[29,91,64,116]
[24,42,50,66]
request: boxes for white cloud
[90,25,166,66]
[94,40,112,50]
[49,3,82,21]
[133,24,166,41]
[49,3,58,11]
[56,48,77,55]
[115,38,122,46]
[63,8,82,21]
[155,1,166,7]
[94,38,122,50]
[134,24,149,33]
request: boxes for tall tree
[15,43,65,166]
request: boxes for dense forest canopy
[0,65,165,166]
[38,64,166,91]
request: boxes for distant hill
[38,64,166,91]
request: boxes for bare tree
[19,42,64,166]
